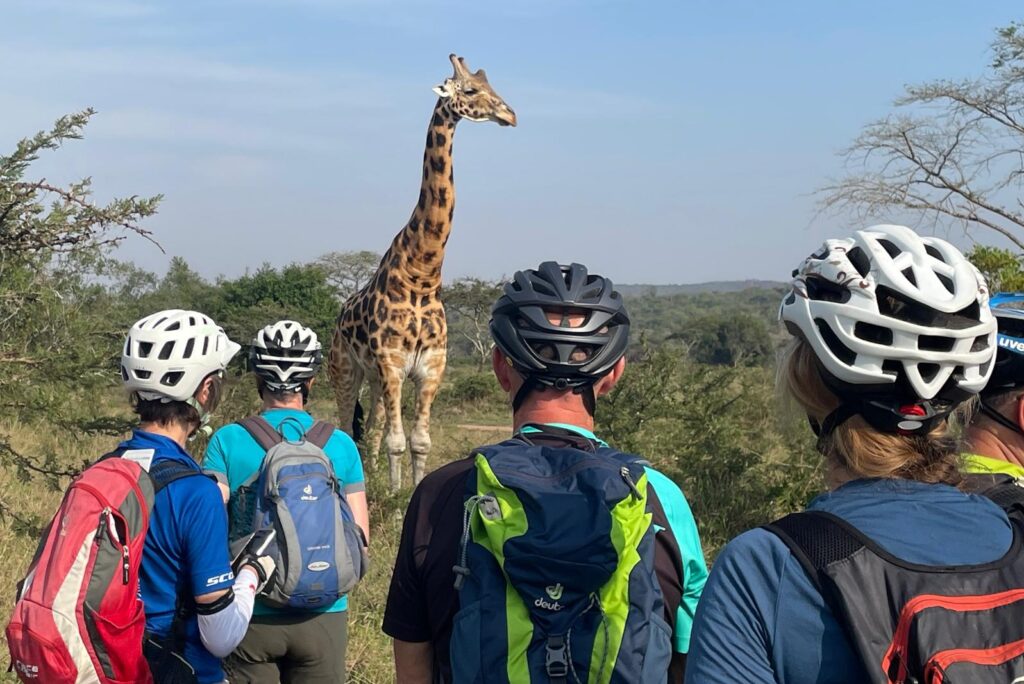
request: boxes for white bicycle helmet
[121,310,241,402]
[780,224,996,434]
[249,320,323,393]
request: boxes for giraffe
[328,54,516,491]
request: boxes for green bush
[442,373,502,406]
[597,344,821,558]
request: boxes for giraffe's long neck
[387,99,460,290]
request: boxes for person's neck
[966,420,1024,470]
[263,396,305,413]
[512,398,595,433]
[137,421,192,449]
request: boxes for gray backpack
[232,416,367,610]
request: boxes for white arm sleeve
[197,568,258,658]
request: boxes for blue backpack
[449,427,673,684]
[232,416,367,610]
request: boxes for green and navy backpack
[449,426,673,684]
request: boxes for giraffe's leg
[410,348,447,486]
[327,333,364,437]
[361,379,385,472]
[378,363,408,492]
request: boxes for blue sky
[3,0,1022,284]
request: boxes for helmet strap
[512,377,540,413]
[981,398,1024,438]
[813,404,858,453]
[511,376,598,416]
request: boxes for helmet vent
[877,239,901,258]
[158,341,175,360]
[925,244,945,263]
[815,318,856,365]
[854,322,893,346]
[919,335,955,352]
[138,342,153,358]
[877,286,932,325]
[882,359,901,377]
[183,338,195,359]
[805,276,851,304]
[937,273,955,295]
[160,371,184,387]
[847,247,870,277]
[918,363,940,382]
[165,321,180,331]
[901,267,917,287]
[972,335,990,352]
[124,337,132,357]
[202,337,210,355]
[134,369,151,380]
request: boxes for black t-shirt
[381,427,685,682]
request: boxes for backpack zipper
[620,467,643,501]
[884,590,1024,681]
[924,638,1024,683]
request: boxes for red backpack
[6,451,203,683]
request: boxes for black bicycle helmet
[489,261,630,411]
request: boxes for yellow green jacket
[962,453,1024,480]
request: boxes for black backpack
[763,479,1024,684]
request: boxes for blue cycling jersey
[120,430,235,684]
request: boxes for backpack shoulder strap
[148,460,207,494]
[981,479,1024,518]
[237,416,284,452]
[304,420,337,450]
[762,510,867,593]
[645,482,685,594]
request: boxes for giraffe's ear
[433,79,454,98]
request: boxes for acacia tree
[821,22,1024,250]
[444,277,503,368]
[0,110,161,532]
[314,250,380,301]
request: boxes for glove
[239,556,276,594]
[232,527,277,594]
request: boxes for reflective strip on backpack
[470,455,533,683]
[590,470,650,684]
[54,535,101,684]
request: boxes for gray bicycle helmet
[489,261,630,411]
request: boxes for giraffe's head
[433,54,517,127]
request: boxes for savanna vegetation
[6,19,1024,683]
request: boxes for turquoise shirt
[520,423,709,653]
[204,408,366,614]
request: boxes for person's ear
[308,376,316,391]
[594,356,627,397]
[196,375,215,407]
[493,348,514,392]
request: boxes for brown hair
[133,373,224,430]
[779,338,963,486]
